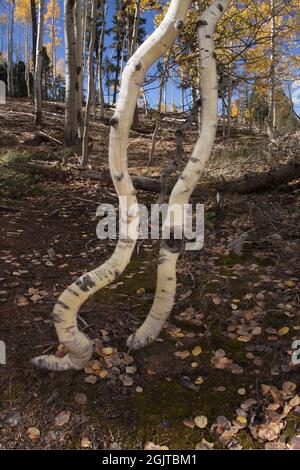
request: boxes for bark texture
[32,0,193,371]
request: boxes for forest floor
[0,98,300,450]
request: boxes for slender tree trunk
[75,0,84,140]
[7,0,15,97]
[32,0,193,371]
[64,0,78,147]
[34,0,44,125]
[97,0,107,119]
[130,1,141,129]
[81,0,97,167]
[148,74,164,166]
[25,26,31,97]
[267,0,276,140]
[127,0,228,350]
[30,0,37,71]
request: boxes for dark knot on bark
[175,19,184,30]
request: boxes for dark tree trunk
[31,0,37,70]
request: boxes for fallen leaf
[81,437,92,449]
[278,327,289,336]
[194,415,208,429]
[84,375,97,384]
[183,418,195,429]
[27,427,40,440]
[195,376,204,385]
[55,410,71,427]
[74,392,87,405]
[192,346,202,357]
[174,350,190,360]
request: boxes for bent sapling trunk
[127,0,229,350]
[32,0,193,371]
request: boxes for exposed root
[31,339,93,371]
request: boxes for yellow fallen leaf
[192,346,202,357]
[102,347,113,355]
[191,362,198,368]
[195,376,204,385]
[99,370,108,379]
[136,288,145,295]
[278,327,289,336]
[286,280,296,287]
[236,416,247,424]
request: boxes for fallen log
[219,162,300,194]
[131,162,300,196]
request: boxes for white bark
[81,0,97,166]
[267,0,276,140]
[7,0,15,97]
[75,0,84,140]
[64,0,78,146]
[34,0,44,125]
[127,0,229,350]
[32,0,193,371]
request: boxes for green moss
[92,252,156,314]
[0,167,43,198]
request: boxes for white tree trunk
[7,0,15,97]
[127,0,229,350]
[64,0,78,146]
[32,0,193,371]
[34,0,44,125]
[97,0,107,119]
[75,0,84,140]
[267,0,276,140]
[81,0,97,166]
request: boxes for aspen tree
[32,0,193,370]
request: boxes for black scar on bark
[135,62,142,71]
[56,300,70,310]
[76,66,82,76]
[196,19,208,29]
[217,4,224,12]
[115,172,124,181]
[110,116,119,127]
[175,19,184,30]
[161,230,182,253]
[51,312,64,323]
[67,287,79,297]
[75,275,96,292]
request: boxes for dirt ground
[0,99,300,450]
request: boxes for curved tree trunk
[34,0,44,126]
[127,0,229,350]
[32,0,193,371]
